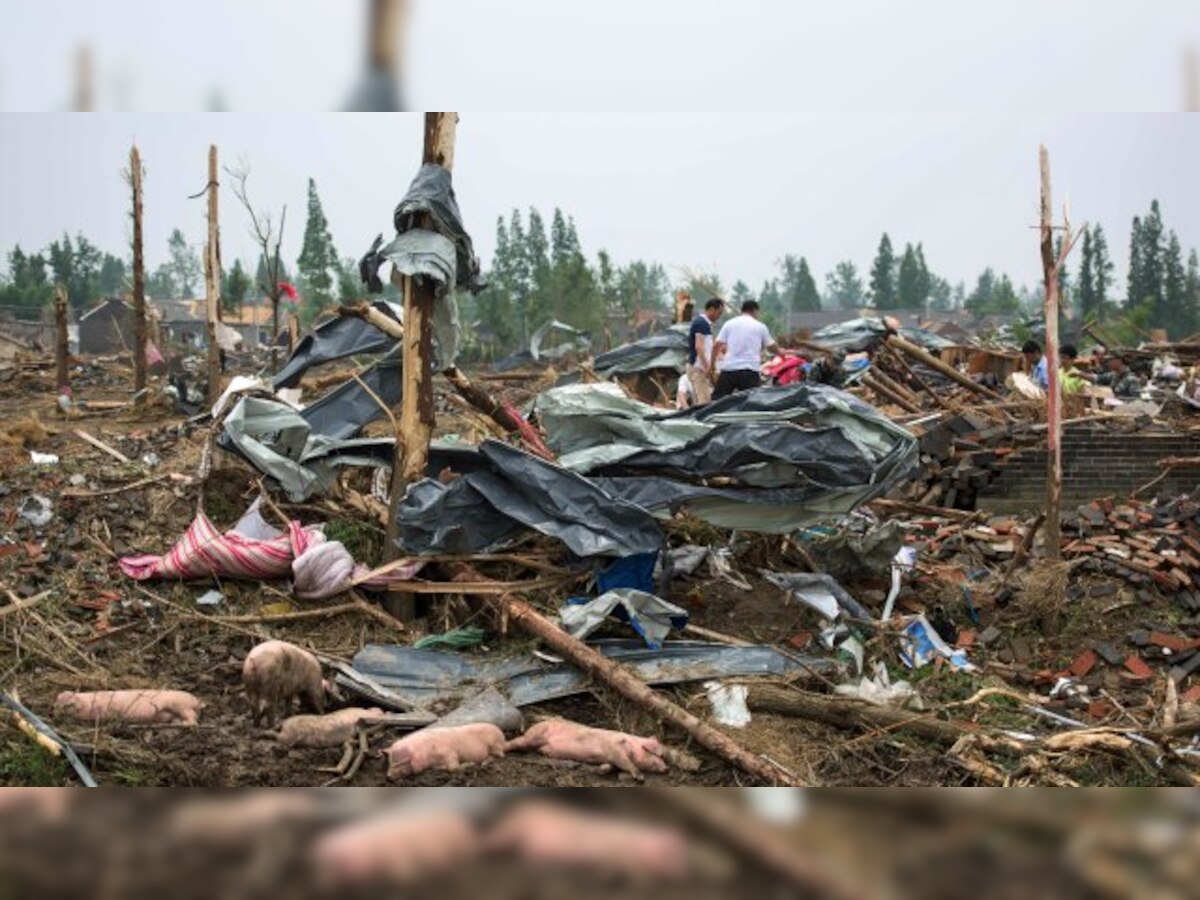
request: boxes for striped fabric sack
[118,510,308,582]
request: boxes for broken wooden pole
[54,285,69,393]
[381,111,459,620]
[204,145,222,406]
[1039,145,1062,560]
[886,334,1004,402]
[130,144,147,404]
[861,372,922,414]
[336,301,553,459]
[450,568,800,785]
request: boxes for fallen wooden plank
[73,428,132,463]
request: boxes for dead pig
[276,707,386,748]
[54,689,205,726]
[504,719,667,777]
[382,723,506,779]
[242,639,333,726]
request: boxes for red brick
[1148,632,1200,653]
[787,631,813,651]
[1124,655,1154,680]
[1180,684,1200,705]
[1068,649,1098,678]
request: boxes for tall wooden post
[1039,145,1062,560]
[54,286,69,392]
[130,145,147,403]
[383,112,458,619]
[204,145,222,405]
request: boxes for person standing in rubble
[686,297,725,405]
[1096,354,1143,398]
[1022,339,1048,389]
[712,299,780,399]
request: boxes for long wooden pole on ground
[1039,145,1062,560]
[489,588,801,786]
[885,333,1005,402]
[204,145,222,406]
[382,112,458,619]
[54,286,69,392]
[130,145,147,403]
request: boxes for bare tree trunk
[204,145,222,406]
[384,113,457,564]
[1039,145,1062,560]
[54,286,69,392]
[130,145,147,403]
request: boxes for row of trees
[4,183,1199,343]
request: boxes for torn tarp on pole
[394,439,663,558]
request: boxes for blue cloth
[687,315,713,366]
[1033,356,1048,388]
[596,551,658,594]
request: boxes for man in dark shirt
[686,297,724,404]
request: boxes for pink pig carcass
[312,811,479,886]
[486,802,689,880]
[54,690,204,725]
[276,707,386,748]
[504,719,667,777]
[242,639,329,726]
[382,723,506,779]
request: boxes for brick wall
[976,426,1200,513]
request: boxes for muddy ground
[0,355,1191,786]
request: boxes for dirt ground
[0,355,1193,787]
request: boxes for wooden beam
[130,145,147,403]
[54,285,69,394]
[204,145,222,406]
[885,334,1005,402]
[1040,145,1061,560]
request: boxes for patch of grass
[111,766,162,786]
[325,518,384,567]
[0,737,70,786]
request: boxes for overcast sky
[1,1,1197,112]
[2,113,1198,299]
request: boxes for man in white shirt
[712,299,779,399]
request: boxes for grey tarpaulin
[532,382,919,531]
[298,352,401,440]
[559,589,688,649]
[493,320,592,372]
[805,521,903,580]
[272,300,403,390]
[591,324,690,377]
[811,317,956,353]
[337,639,838,711]
[394,439,662,558]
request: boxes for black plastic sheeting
[339,639,837,711]
[360,164,483,295]
[272,301,402,390]
[591,325,690,376]
[395,440,663,558]
[297,353,402,441]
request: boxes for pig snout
[383,723,505,780]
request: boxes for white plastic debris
[835,662,922,708]
[18,495,53,528]
[881,545,918,622]
[705,681,752,728]
[743,788,807,824]
[140,452,160,467]
[29,451,59,466]
[67,474,87,487]
[196,589,224,607]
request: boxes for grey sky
[1,1,1197,112]
[1,113,1199,301]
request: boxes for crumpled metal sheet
[338,639,837,711]
[533,382,919,531]
[763,571,874,622]
[272,300,402,389]
[394,440,662,558]
[805,521,903,580]
[591,324,690,377]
